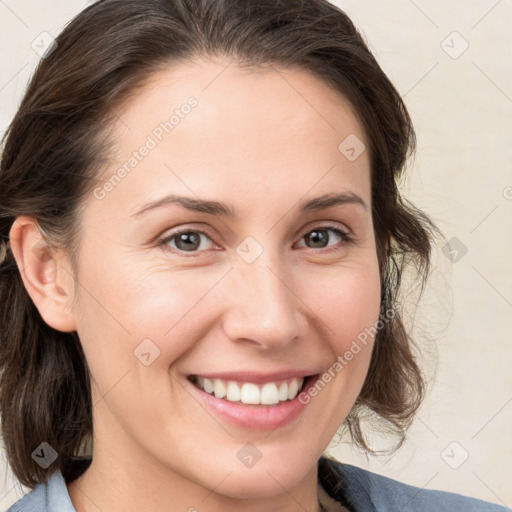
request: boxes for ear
[8,216,77,332]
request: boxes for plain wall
[0,0,511,509]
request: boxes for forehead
[95,56,371,218]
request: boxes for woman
[0,1,507,511]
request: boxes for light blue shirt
[6,455,510,511]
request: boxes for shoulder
[5,469,76,512]
[5,484,46,512]
[318,455,510,512]
[7,456,509,512]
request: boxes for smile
[189,375,306,405]
[185,372,319,430]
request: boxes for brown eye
[160,229,215,253]
[304,228,331,249]
[297,225,353,251]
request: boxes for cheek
[304,262,382,351]
[301,261,381,399]
[73,258,225,379]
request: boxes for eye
[158,228,217,254]
[296,224,354,252]
[157,223,354,256]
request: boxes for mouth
[185,372,320,430]
[187,374,314,406]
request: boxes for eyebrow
[131,191,368,218]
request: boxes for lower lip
[185,375,318,431]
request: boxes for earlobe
[8,216,77,333]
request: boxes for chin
[199,451,315,499]
[209,469,304,500]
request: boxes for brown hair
[0,0,443,488]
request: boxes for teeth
[203,378,214,394]
[278,381,288,401]
[213,379,226,399]
[226,381,241,402]
[261,382,280,405]
[288,378,299,400]
[241,383,260,404]
[194,376,305,405]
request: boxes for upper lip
[188,370,318,385]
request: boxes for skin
[10,56,382,512]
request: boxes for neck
[68,461,324,512]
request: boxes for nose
[220,255,308,350]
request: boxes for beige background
[1,0,511,509]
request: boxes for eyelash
[156,223,355,257]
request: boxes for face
[69,56,381,500]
